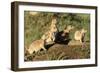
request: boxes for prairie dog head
[64,25,74,33]
[51,18,57,26]
[50,18,58,34]
[81,29,87,34]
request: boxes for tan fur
[41,31,52,43]
[41,18,58,43]
[51,18,57,27]
[27,39,46,54]
[64,25,74,33]
[62,25,74,36]
[74,29,87,43]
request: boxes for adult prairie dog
[27,39,46,54]
[74,29,87,43]
[41,18,58,43]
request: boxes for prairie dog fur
[27,39,46,54]
[74,28,87,43]
[62,25,74,36]
[41,18,58,43]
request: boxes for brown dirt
[25,41,90,61]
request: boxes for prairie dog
[62,25,74,36]
[27,39,46,54]
[41,27,58,43]
[50,18,57,28]
[41,31,53,43]
[74,29,87,43]
[55,25,74,42]
[41,18,58,43]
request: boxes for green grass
[24,11,90,47]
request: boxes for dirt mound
[25,42,90,61]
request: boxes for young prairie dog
[27,39,46,54]
[74,28,87,43]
